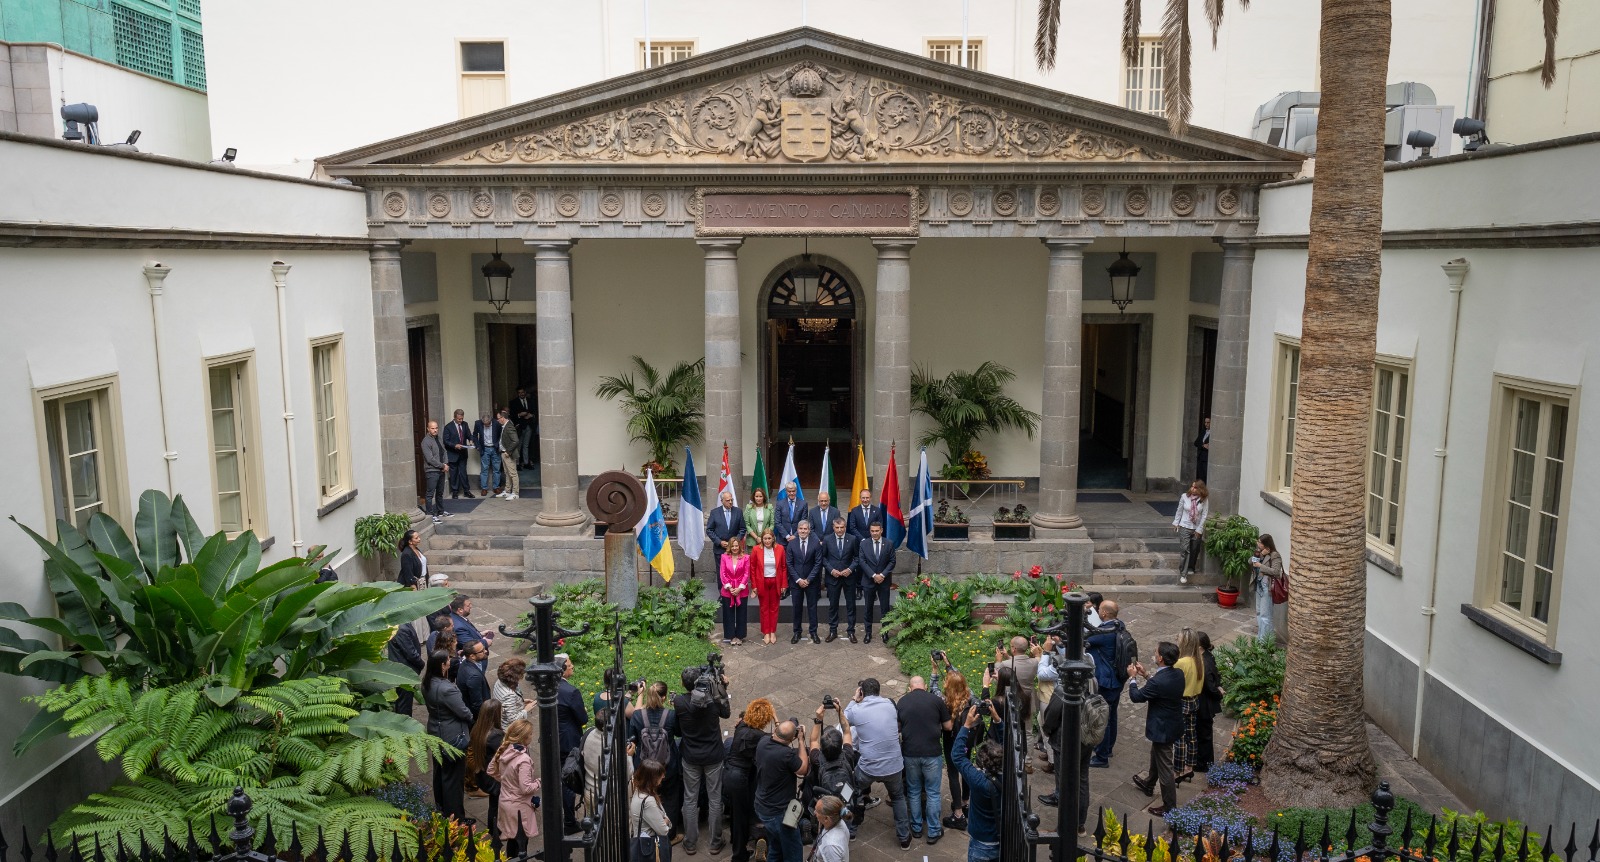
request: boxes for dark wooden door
[407,327,430,500]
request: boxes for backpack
[561,729,592,794]
[1113,626,1139,685]
[813,747,856,801]
[1079,674,1110,748]
[637,709,673,765]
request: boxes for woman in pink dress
[718,536,752,646]
[487,718,540,856]
[750,529,787,644]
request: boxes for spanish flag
[636,469,675,582]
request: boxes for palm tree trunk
[1258,0,1387,806]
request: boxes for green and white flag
[751,446,769,501]
[817,444,836,506]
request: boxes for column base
[535,510,588,528]
[1031,512,1084,530]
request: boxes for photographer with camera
[843,678,911,849]
[674,654,731,855]
[754,718,810,862]
[952,703,1004,862]
[806,696,857,835]
[725,698,776,862]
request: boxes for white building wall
[1483,0,1600,142]
[1247,140,1600,826]
[0,139,376,822]
[203,0,1473,175]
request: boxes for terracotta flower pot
[1216,586,1240,608]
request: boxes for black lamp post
[1106,240,1141,314]
[482,241,515,313]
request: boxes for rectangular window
[1123,37,1165,116]
[926,39,983,70]
[311,339,351,501]
[639,40,694,69]
[1480,382,1574,637]
[1366,363,1411,551]
[459,40,507,117]
[1270,342,1301,493]
[41,383,123,533]
[207,358,264,537]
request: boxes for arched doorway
[758,255,864,490]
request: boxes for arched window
[767,265,855,322]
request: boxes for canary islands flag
[636,469,674,582]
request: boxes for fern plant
[36,675,448,857]
[882,575,975,646]
[1202,514,1260,590]
[354,512,413,559]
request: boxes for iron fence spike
[1321,814,1334,861]
[1192,824,1206,862]
[1541,828,1555,862]
[66,839,81,862]
[46,829,59,862]
[1494,824,1508,862]
[287,822,302,859]
[1517,826,1531,862]
[1470,822,1485,862]
[313,826,328,862]
[184,820,199,862]
[1295,819,1308,862]
[1245,822,1256,861]
[1269,825,1282,862]
[0,823,9,862]
[1119,813,1133,857]
[114,833,127,862]
[1220,824,1232,862]
[1423,815,1439,858]
[390,833,403,862]
[261,816,277,858]
[207,816,222,856]
[1588,821,1600,862]
[1400,808,1416,851]
[20,826,32,862]
[1564,823,1579,862]
[1447,819,1462,862]
[1347,810,1362,853]
[337,827,353,862]
[1093,807,1107,852]
[91,834,101,862]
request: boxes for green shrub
[566,632,716,704]
[1420,809,1546,862]
[882,574,975,646]
[1202,514,1260,589]
[892,629,999,683]
[1217,634,1286,717]
[353,512,412,559]
[1268,795,1432,851]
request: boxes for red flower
[1011,571,1023,580]
[1046,603,1056,612]
[1032,605,1041,613]
[1029,565,1043,577]
[1061,586,1070,596]
[907,591,918,599]
[951,592,960,600]
[557,638,565,646]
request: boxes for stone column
[1033,237,1095,531]
[370,243,418,516]
[1207,240,1257,515]
[530,240,586,527]
[871,238,916,505]
[700,238,744,490]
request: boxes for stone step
[450,581,545,599]
[432,564,528,582]
[1091,551,1183,570]
[427,549,526,567]
[1077,584,1217,603]
[1090,538,1184,554]
[1084,523,1175,540]
[1087,570,1221,587]
[435,518,533,536]
[426,534,527,551]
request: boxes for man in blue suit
[806,491,840,540]
[786,520,824,644]
[856,522,896,644]
[775,481,808,544]
[846,488,883,541]
[449,595,497,651]
[1128,641,1186,816]
[441,410,475,498]
[705,490,746,569]
[554,654,588,833]
[820,517,860,643]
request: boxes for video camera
[689,652,726,709]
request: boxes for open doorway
[1183,318,1219,484]
[474,313,540,473]
[1081,322,1139,488]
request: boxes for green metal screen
[106,0,205,90]
[180,27,205,89]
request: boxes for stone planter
[993,523,1033,541]
[934,523,970,541]
[665,520,678,540]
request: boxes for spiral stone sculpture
[586,470,646,534]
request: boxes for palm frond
[1123,0,1144,67]
[1541,0,1560,87]
[1162,0,1193,135]
[1035,0,1063,70]
[1204,0,1224,47]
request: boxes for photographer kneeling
[675,654,732,855]
[952,703,1004,862]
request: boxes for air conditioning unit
[1251,91,1321,153]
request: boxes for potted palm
[933,499,970,541]
[594,355,706,478]
[1202,514,1259,607]
[911,362,1039,495]
[353,512,413,580]
[992,505,1033,541]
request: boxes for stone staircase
[427,517,539,598]
[1079,522,1217,603]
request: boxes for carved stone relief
[514,191,538,217]
[427,193,451,219]
[450,60,1179,166]
[471,189,495,218]
[383,192,407,219]
[1081,187,1106,217]
[642,193,667,218]
[1170,187,1196,217]
[1124,187,1150,217]
[993,190,1018,217]
[1037,190,1061,217]
[1216,188,1240,216]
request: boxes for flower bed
[1226,696,1279,768]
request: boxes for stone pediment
[320,29,1300,173]
[447,59,1178,167]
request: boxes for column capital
[368,241,406,262]
[1216,237,1258,258]
[871,237,917,255]
[527,239,577,258]
[697,237,744,257]
[1042,236,1095,257]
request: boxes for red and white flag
[716,442,739,508]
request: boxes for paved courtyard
[448,597,1462,860]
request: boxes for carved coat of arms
[778,63,832,162]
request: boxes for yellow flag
[851,443,871,506]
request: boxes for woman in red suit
[750,529,787,644]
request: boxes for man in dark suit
[456,638,491,718]
[1128,641,1186,815]
[856,522,896,644]
[1193,416,1211,482]
[786,520,824,645]
[510,387,537,469]
[846,488,883,542]
[807,490,840,539]
[449,595,497,652]
[441,410,475,498]
[775,481,808,544]
[554,654,588,832]
[386,618,424,715]
[706,490,745,568]
[820,517,860,643]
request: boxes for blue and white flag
[679,446,706,560]
[906,447,934,560]
[776,440,805,506]
[636,469,675,582]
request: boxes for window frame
[1365,357,1414,558]
[924,38,984,70]
[1267,337,1301,496]
[34,375,128,539]
[309,336,353,505]
[1122,36,1166,116]
[457,38,509,117]
[1474,375,1578,645]
[204,352,268,539]
[636,39,696,70]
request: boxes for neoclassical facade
[320,29,1299,574]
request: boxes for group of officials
[705,484,899,645]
